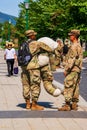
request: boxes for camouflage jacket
[27,41,52,70]
[64,42,83,74]
[55,43,64,58]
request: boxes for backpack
[18,41,32,66]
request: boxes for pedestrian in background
[4,42,16,77]
[55,38,64,68]
[58,29,83,111]
[62,38,71,68]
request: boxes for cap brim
[34,32,37,35]
[68,33,72,36]
[27,32,37,36]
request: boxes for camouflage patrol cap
[68,29,80,37]
[25,30,37,36]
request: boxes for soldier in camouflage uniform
[21,30,61,110]
[58,29,83,111]
[21,30,44,110]
[62,38,71,68]
[55,38,64,68]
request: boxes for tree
[16,0,87,41]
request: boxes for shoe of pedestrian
[31,101,44,110]
[11,72,13,76]
[58,102,71,111]
[71,102,78,110]
[26,99,31,109]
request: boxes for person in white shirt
[4,42,16,76]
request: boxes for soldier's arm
[64,49,76,72]
[39,42,52,52]
[65,45,83,73]
[55,47,61,57]
[29,41,40,56]
[74,45,83,68]
[77,45,83,60]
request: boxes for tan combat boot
[71,102,78,110]
[58,102,71,111]
[26,99,31,109]
[31,101,44,110]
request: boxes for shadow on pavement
[17,101,56,109]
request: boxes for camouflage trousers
[21,64,57,101]
[40,64,56,95]
[21,68,41,102]
[64,71,80,103]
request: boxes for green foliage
[12,0,87,42]
[0,41,6,48]
[0,0,86,43]
[0,22,18,43]
[83,51,87,58]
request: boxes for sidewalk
[0,50,87,130]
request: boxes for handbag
[14,61,19,74]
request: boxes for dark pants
[6,59,14,76]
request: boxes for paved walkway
[0,49,87,130]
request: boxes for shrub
[83,51,87,58]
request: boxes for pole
[8,19,11,41]
[8,23,10,41]
[1,27,4,47]
[24,0,29,30]
[26,8,29,30]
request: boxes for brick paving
[0,50,87,130]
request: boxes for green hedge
[83,51,87,58]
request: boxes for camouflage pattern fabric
[64,42,83,74]
[28,69,41,102]
[21,67,41,102]
[27,41,52,70]
[63,42,83,103]
[49,53,56,71]
[21,67,30,100]
[64,72,80,102]
[55,43,63,66]
[27,40,58,96]
[21,40,57,101]
[40,64,56,95]
[54,39,64,67]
